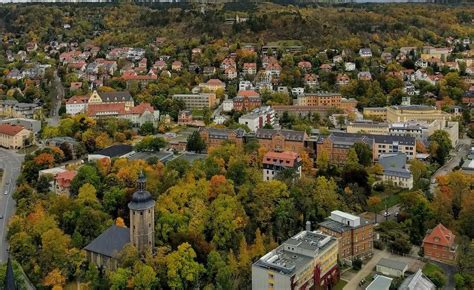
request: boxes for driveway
[342,249,385,290]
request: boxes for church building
[84,172,155,270]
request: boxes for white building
[291,87,305,96]
[262,151,302,181]
[375,258,408,278]
[222,100,234,112]
[345,62,356,71]
[238,106,275,132]
[239,80,254,91]
[66,95,89,115]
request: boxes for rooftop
[366,275,393,290]
[84,225,130,258]
[0,124,26,136]
[376,258,408,271]
[399,269,436,290]
[94,144,134,158]
[253,230,336,276]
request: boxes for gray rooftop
[99,91,133,103]
[256,128,305,141]
[399,269,436,290]
[376,258,408,271]
[366,275,393,290]
[379,153,412,178]
[84,225,130,258]
[253,231,336,276]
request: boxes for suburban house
[66,95,89,115]
[359,48,373,58]
[319,210,374,263]
[0,124,32,149]
[54,170,77,196]
[262,151,302,181]
[422,224,457,263]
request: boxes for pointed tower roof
[5,256,16,290]
[128,171,155,211]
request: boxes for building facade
[319,211,373,263]
[252,228,339,290]
[0,124,32,149]
[172,93,217,109]
[238,106,275,132]
[262,151,302,181]
[422,224,457,263]
[255,129,307,153]
[199,127,245,149]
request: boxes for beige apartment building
[386,105,450,123]
[172,93,217,109]
[0,124,32,149]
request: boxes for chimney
[306,221,311,232]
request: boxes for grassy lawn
[423,262,444,275]
[333,280,347,290]
[382,193,401,208]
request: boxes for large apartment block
[252,228,339,290]
[319,210,373,263]
[238,106,276,132]
[172,93,217,109]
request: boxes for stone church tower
[128,171,155,253]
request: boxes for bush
[423,263,447,288]
[454,273,465,289]
[374,240,385,250]
[352,258,362,270]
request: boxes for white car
[4,190,8,195]
[383,211,390,217]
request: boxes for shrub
[352,258,362,270]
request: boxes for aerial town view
[0,0,472,289]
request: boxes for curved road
[0,149,24,262]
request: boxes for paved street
[46,70,64,126]
[0,149,24,263]
[430,138,471,195]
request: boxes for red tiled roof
[130,102,154,115]
[207,79,224,85]
[243,63,256,69]
[263,151,301,167]
[423,223,455,247]
[237,90,260,97]
[87,103,126,117]
[55,170,77,188]
[0,124,25,136]
[66,95,89,105]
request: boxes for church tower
[128,171,155,253]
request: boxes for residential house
[422,224,457,263]
[358,71,372,81]
[304,73,319,88]
[243,63,257,75]
[336,74,350,86]
[199,79,226,92]
[171,61,182,71]
[262,151,302,181]
[298,61,312,71]
[0,124,32,149]
[222,100,234,112]
[54,170,77,196]
[359,48,373,58]
[66,95,89,115]
[224,67,237,79]
[345,62,356,71]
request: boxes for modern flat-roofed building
[172,93,217,109]
[347,121,390,135]
[375,258,408,278]
[319,210,373,263]
[238,106,275,132]
[262,151,302,181]
[252,228,339,290]
[373,135,416,160]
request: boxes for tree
[139,122,155,135]
[428,130,453,165]
[353,142,372,166]
[43,268,66,288]
[109,268,131,290]
[76,183,100,208]
[165,243,204,289]
[135,136,166,152]
[132,263,156,290]
[70,165,101,195]
[186,131,206,153]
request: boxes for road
[430,138,471,195]
[0,149,24,262]
[46,71,65,126]
[342,249,386,290]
